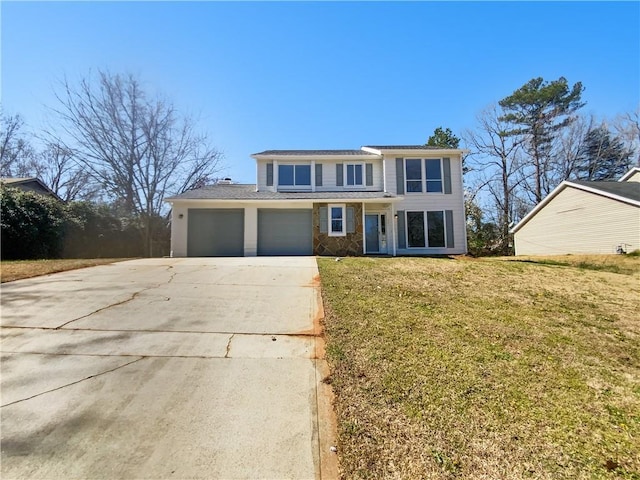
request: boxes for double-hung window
[425,160,443,193]
[405,159,423,192]
[346,164,364,187]
[405,210,446,248]
[405,158,443,193]
[329,204,345,236]
[278,164,311,187]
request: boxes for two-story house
[166,145,468,257]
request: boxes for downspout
[392,205,397,257]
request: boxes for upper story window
[405,158,443,193]
[346,164,363,186]
[279,164,311,187]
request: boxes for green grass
[318,255,640,479]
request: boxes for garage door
[258,209,312,256]
[187,209,244,257]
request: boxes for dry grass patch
[318,255,639,479]
[0,258,130,283]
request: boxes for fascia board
[619,167,640,182]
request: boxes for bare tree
[550,114,593,182]
[612,107,640,166]
[464,105,525,252]
[0,111,37,177]
[37,141,98,202]
[50,71,224,256]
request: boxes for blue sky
[2,1,639,184]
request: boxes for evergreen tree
[426,127,460,148]
[499,77,585,202]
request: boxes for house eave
[251,153,380,161]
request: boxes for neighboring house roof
[510,180,640,234]
[619,166,640,182]
[0,177,62,201]
[166,184,401,202]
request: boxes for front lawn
[0,258,129,283]
[318,255,639,479]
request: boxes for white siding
[256,159,270,191]
[386,154,467,255]
[514,187,640,255]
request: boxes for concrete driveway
[1,257,337,480]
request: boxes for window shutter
[445,210,455,248]
[365,163,373,186]
[315,163,323,187]
[336,164,343,186]
[397,210,406,249]
[346,207,355,233]
[266,163,273,186]
[395,158,404,194]
[319,207,328,234]
[443,158,452,194]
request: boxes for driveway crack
[225,333,235,358]
[0,356,145,408]
[55,288,152,329]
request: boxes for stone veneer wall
[313,203,363,256]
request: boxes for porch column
[361,202,366,255]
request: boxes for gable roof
[0,177,62,201]
[510,180,640,234]
[619,166,640,182]
[166,183,401,202]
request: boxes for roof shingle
[572,180,640,202]
[252,149,377,156]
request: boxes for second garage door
[258,209,313,256]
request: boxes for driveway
[0,257,337,479]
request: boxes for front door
[365,214,382,254]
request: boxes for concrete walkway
[1,257,337,479]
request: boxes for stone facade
[313,203,363,256]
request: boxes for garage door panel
[188,209,244,257]
[258,209,312,256]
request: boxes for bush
[1,186,170,260]
[1,186,67,259]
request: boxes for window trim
[405,210,447,248]
[328,204,346,237]
[404,158,444,194]
[344,163,365,188]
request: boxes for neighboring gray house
[166,145,468,257]
[511,167,640,255]
[0,177,61,201]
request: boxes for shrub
[1,186,67,259]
